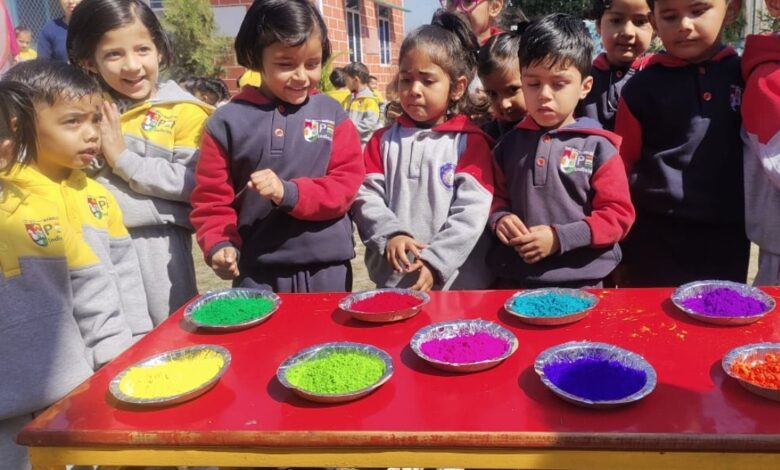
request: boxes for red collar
[646,46,736,68]
[480,26,504,45]
[397,114,492,141]
[516,116,622,148]
[233,86,320,106]
[593,52,655,72]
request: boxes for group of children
[1,0,780,467]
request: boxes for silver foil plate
[534,341,657,408]
[184,288,281,331]
[109,344,231,407]
[410,319,519,373]
[277,342,394,403]
[671,280,775,326]
[722,342,780,402]
[504,288,599,326]
[339,288,430,323]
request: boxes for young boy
[39,0,82,62]
[741,0,780,285]
[343,62,382,146]
[488,13,635,289]
[14,27,37,62]
[614,0,748,286]
[4,61,150,339]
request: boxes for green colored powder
[285,350,386,395]
[192,297,275,325]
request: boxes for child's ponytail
[0,80,36,171]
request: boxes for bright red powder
[350,292,422,313]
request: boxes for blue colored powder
[543,358,647,401]
[511,293,593,317]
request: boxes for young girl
[441,0,507,45]
[477,29,527,141]
[67,0,212,324]
[576,0,653,130]
[190,0,364,292]
[351,11,496,291]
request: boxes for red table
[19,288,780,469]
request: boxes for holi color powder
[681,288,768,317]
[119,349,225,399]
[543,358,647,401]
[420,332,510,364]
[731,353,780,389]
[192,297,276,325]
[285,350,386,395]
[511,292,593,317]
[350,292,423,313]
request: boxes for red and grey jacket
[615,47,745,224]
[741,33,780,253]
[576,53,653,131]
[190,87,365,267]
[489,117,635,284]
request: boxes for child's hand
[99,101,126,167]
[248,169,285,205]
[210,247,240,280]
[386,235,428,272]
[408,259,435,292]
[515,225,560,264]
[496,214,530,246]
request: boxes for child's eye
[610,18,622,26]
[508,86,521,94]
[525,82,540,89]
[104,51,121,60]
[424,79,435,85]
[485,90,497,100]
[661,14,678,21]
[633,16,650,27]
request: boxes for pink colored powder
[350,292,422,313]
[420,332,510,364]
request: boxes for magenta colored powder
[420,332,510,364]
[682,287,768,317]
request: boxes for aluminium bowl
[504,288,599,326]
[722,342,780,402]
[671,280,775,326]
[184,288,281,331]
[339,288,430,323]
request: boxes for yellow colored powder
[119,349,225,399]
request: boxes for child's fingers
[407,259,424,273]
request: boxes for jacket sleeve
[106,192,153,339]
[190,130,242,261]
[742,61,780,189]
[276,118,366,221]
[421,134,494,284]
[37,26,53,60]
[351,128,409,255]
[583,156,635,247]
[111,104,209,202]
[614,96,643,174]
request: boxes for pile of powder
[350,292,422,313]
[420,332,509,364]
[119,349,225,399]
[730,353,780,389]
[192,296,276,325]
[511,292,593,317]
[543,357,647,401]
[681,288,768,317]
[285,350,386,395]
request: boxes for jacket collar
[742,33,780,78]
[516,116,622,148]
[593,52,655,72]
[646,45,736,68]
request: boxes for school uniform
[345,87,382,146]
[351,114,496,290]
[488,117,635,288]
[191,87,365,292]
[742,32,780,286]
[615,47,749,286]
[576,53,652,131]
[481,118,520,143]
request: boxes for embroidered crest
[303,119,335,142]
[24,218,62,247]
[729,85,743,111]
[87,196,108,220]
[141,109,175,132]
[439,163,456,190]
[559,147,594,176]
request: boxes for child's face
[651,0,736,63]
[60,0,82,20]
[481,62,526,122]
[598,0,654,67]
[369,77,379,89]
[443,0,503,41]
[34,93,101,179]
[398,47,466,126]
[16,31,33,50]
[259,33,323,105]
[86,18,162,102]
[521,60,592,129]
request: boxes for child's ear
[489,0,504,18]
[579,75,594,100]
[724,0,742,25]
[81,59,98,75]
[450,75,469,103]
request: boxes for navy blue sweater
[38,18,69,62]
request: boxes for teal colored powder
[192,297,275,325]
[285,350,386,395]
[511,293,593,317]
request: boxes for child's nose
[679,15,694,32]
[122,54,142,72]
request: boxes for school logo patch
[141,109,175,132]
[439,163,456,190]
[303,119,335,142]
[559,147,594,175]
[24,217,62,247]
[87,196,108,220]
[730,85,743,111]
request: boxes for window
[345,0,362,63]
[377,6,391,66]
[149,0,164,9]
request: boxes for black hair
[343,62,370,84]
[14,26,32,35]
[518,13,593,78]
[399,10,480,116]
[67,0,173,71]
[0,81,37,171]
[591,0,652,18]
[234,0,331,72]
[180,76,230,104]
[3,60,101,106]
[329,67,347,88]
[477,29,524,79]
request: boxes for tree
[161,0,231,79]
